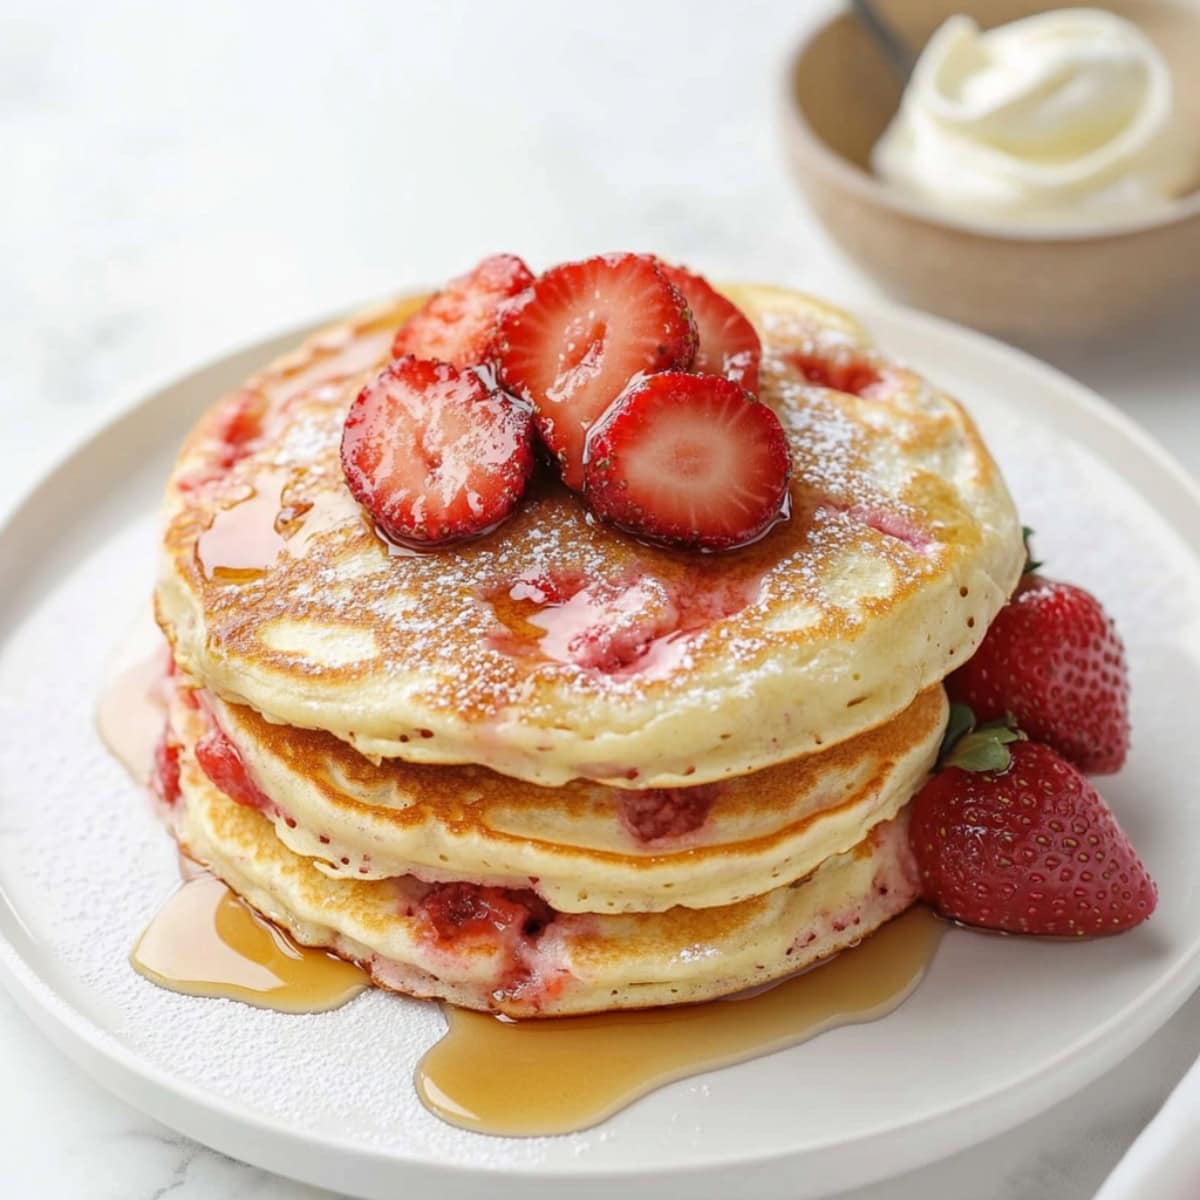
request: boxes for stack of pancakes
[154,285,1025,1017]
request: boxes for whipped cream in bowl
[871,7,1200,229]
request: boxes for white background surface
[1,2,1197,1197]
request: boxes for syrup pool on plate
[416,906,944,1136]
[123,866,942,1133]
[96,624,372,1014]
[131,872,369,1013]
[97,611,947,1134]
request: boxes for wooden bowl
[783,0,1200,340]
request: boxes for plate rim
[1,293,1198,1198]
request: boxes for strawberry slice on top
[658,263,762,395]
[492,253,697,490]
[341,356,534,548]
[194,721,275,815]
[391,254,533,368]
[583,372,791,551]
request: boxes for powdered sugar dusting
[163,301,959,740]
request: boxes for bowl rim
[782,15,1200,245]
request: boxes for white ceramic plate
[1,301,1197,1200]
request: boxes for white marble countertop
[1,2,1197,1196]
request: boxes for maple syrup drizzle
[484,571,764,679]
[269,314,397,405]
[416,905,944,1136]
[189,311,405,583]
[195,473,288,582]
[194,470,360,583]
[96,610,171,784]
[526,584,692,680]
[283,488,357,557]
[177,853,210,881]
[131,873,369,1013]
[99,603,943,1129]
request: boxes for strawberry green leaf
[1021,526,1042,574]
[940,702,976,760]
[943,713,1027,774]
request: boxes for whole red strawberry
[910,709,1155,936]
[947,572,1130,774]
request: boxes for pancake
[167,726,922,1017]
[178,679,945,913]
[156,285,1024,787]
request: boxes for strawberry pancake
[167,676,946,915]
[136,252,1155,1026]
[155,271,1025,789]
[161,677,922,1017]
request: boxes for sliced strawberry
[507,571,584,607]
[152,732,181,807]
[216,388,267,446]
[417,883,555,944]
[658,264,761,394]
[540,576,679,672]
[787,351,882,396]
[492,253,697,490]
[583,372,791,551]
[194,724,274,815]
[618,785,718,843]
[178,390,270,492]
[910,714,1156,936]
[391,254,533,367]
[947,573,1130,774]
[341,357,534,547]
